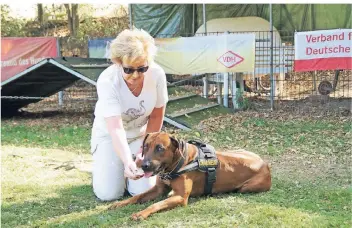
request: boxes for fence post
[277,42,286,97]
[202,4,209,98]
[202,4,207,35]
[202,74,209,98]
[56,38,64,107]
[223,73,229,107]
[231,73,238,109]
[192,4,195,34]
[220,31,230,108]
[58,91,64,106]
[269,3,275,111]
[238,73,244,93]
[129,4,133,29]
[216,73,222,104]
[313,70,317,92]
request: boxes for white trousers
[91,137,157,201]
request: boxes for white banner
[155,34,256,74]
[294,29,352,72]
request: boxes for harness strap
[159,140,188,180]
[177,160,198,173]
[188,140,218,195]
[204,167,217,195]
[171,140,187,173]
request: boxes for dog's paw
[108,201,128,210]
[131,212,147,221]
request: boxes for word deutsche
[306,45,351,55]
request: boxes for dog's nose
[141,160,151,170]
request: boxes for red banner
[1,37,58,82]
[294,29,352,72]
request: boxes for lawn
[1,111,351,227]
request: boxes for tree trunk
[64,4,73,36]
[72,4,79,34]
[37,4,44,25]
[64,4,79,37]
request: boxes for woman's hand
[134,146,144,167]
[124,159,144,180]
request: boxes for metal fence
[164,31,351,116]
[6,31,352,116]
[170,69,351,115]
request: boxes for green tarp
[131,4,352,40]
[132,4,194,37]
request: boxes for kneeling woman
[91,29,168,201]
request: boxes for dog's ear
[141,133,150,156]
[169,135,179,150]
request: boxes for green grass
[166,96,214,114]
[1,146,350,228]
[174,105,230,128]
[5,115,349,157]
[166,95,231,127]
[189,115,352,156]
[167,86,193,96]
[1,124,91,153]
[1,114,351,227]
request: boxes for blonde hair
[109,28,157,64]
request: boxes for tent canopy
[195,17,282,44]
[1,57,109,115]
[131,4,352,40]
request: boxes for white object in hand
[124,160,143,180]
[135,152,145,176]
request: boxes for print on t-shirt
[122,100,148,129]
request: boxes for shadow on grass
[41,184,350,228]
[1,184,98,227]
[1,178,351,227]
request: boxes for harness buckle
[159,173,172,180]
[207,167,217,183]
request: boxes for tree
[1,4,26,37]
[37,4,44,25]
[64,4,79,37]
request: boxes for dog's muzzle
[141,160,152,171]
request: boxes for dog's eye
[155,144,164,153]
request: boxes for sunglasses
[122,66,149,74]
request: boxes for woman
[91,28,168,201]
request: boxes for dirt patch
[198,110,351,133]
[2,105,94,127]
[3,145,349,190]
[263,151,351,188]
[247,96,351,117]
[2,146,93,174]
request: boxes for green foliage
[1,5,28,37]
[1,124,91,153]
[236,90,253,110]
[76,6,129,39]
[0,4,129,39]
[43,4,66,20]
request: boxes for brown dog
[109,132,271,220]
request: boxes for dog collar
[159,140,188,180]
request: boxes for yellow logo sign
[199,159,218,167]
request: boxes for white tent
[196,16,282,45]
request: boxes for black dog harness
[159,140,219,195]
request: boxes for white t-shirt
[91,62,168,144]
